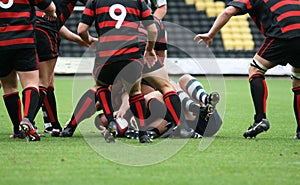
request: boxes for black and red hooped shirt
[80,0,154,63]
[0,0,52,50]
[36,0,78,32]
[228,0,300,39]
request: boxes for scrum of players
[1,0,222,143]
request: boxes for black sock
[22,87,40,122]
[129,94,146,130]
[293,87,300,133]
[96,87,114,123]
[31,86,47,123]
[163,91,181,126]
[3,92,22,134]
[69,89,97,126]
[42,86,61,129]
[249,74,267,122]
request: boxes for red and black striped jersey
[228,0,300,39]
[36,0,78,32]
[80,0,154,63]
[0,0,52,51]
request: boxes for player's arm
[153,4,167,20]
[144,23,158,68]
[194,6,240,47]
[114,92,130,119]
[77,22,93,45]
[34,0,57,22]
[60,26,91,47]
[145,23,157,52]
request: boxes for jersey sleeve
[32,0,52,10]
[156,0,167,7]
[80,0,95,26]
[140,0,154,26]
[227,0,251,15]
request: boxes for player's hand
[144,49,157,68]
[194,33,213,48]
[77,39,90,47]
[43,11,57,22]
[114,110,125,119]
[89,37,98,50]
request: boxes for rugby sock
[3,92,22,134]
[30,86,47,123]
[249,74,267,122]
[69,89,97,126]
[186,78,208,104]
[41,101,52,130]
[178,90,200,114]
[292,87,300,133]
[36,86,51,124]
[22,87,40,122]
[42,86,61,129]
[129,94,146,130]
[96,87,114,123]
[163,91,181,126]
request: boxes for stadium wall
[55,57,291,76]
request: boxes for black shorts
[94,59,143,85]
[35,27,60,61]
[257,37,300,68]
[0,48,39,77]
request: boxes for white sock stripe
[187,81,204,100]
[196,89,206,102]
[185,99,194,110]
[178,91,188,100]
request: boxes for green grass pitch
[0,76,299,185]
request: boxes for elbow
[223,6,240,17]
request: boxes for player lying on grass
[95,83,202,139]
[61,76,222,139]
[177,74,222,137]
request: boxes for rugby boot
[60,124,77,137]
[104,121,117,143]
[19,118,40,141]
[206,92,220,107]
[124,129,139,139]
[138,131,152,143]
[243,119,270,138]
